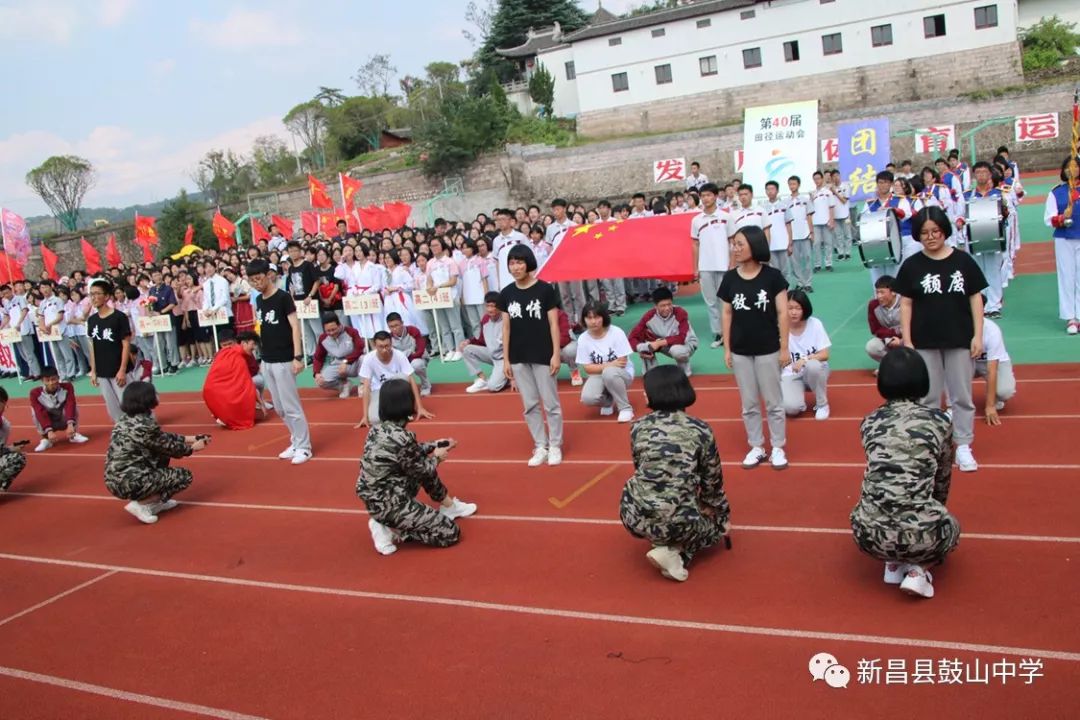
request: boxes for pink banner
[0,208,31,266]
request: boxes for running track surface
[0,365,1078,719]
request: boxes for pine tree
[528,61,555,117]
[477,0,589,82]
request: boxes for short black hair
[997,145,1010,155]
[580,300,611,328]
[246,259,270,277]
[286,240,302,251]
[218,328,236,344]
[644,365,696,412]
[738,183,753,194]
[690,161,700,168]
[321,312,341,327]
[551,198,568,208]
[788,175,801,185]
[40,365,59,379]
[385,312,403,324]
[788,289,812,319]
[120,381,159,416]
[336,219,348,227]
[876,170,894,183]
[736,225,770,263]
[765,180,779,191]
[236,330,260,345]
[877,347,930,402]
[911,206,953,241]
[972,160,993,173]
[377,378,416,423]
[874,275,895,290]
[0,386,7,403]
[651,286,673,304]
[89,278,114,295]
[698,182,720,195]
[484,291,501,304]
[125,286,140,301]
[506,244,537,272]
[372,330,392,344]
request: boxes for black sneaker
[826,266,834,272]
[165,366,178,375]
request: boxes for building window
[924,14,946,38]
[871,24,893,47]
[742,47,762,69]
[696,18,711,28]
[822,32,843,55]
[784,40,800,62]
[974,5,998,29]
[565,61,576,81]
[608,37,622,47]
[740,9,755,19]
[699,55,718,76]
[651,28,665,38]
[654,64,672,84]
[612,72,629,92]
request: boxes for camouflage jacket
[624,410,730,523]
[357,421,447,505]
[852,400,954,529]
[104,414,191,486]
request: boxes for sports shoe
[645,545,689,582]
[368,518,397,555]
[742,447,768,468]
[814,404,830,421]
[570,369,583,386]
[124,500,158,524]
[1067,321,1078,336]
[278,446,297,460]
[527,448,548,467]
[617,408,634,423]
[599,404,614,416]
[883,562,908,585]
[338,383,351,399]
[466,378,488,394]
[70,433,89,444]
[547,447,563,466]
[34,439,52,453]
[955,444,977,472]
[164,366,177,376]
[680,363,692,377]
[899,566,935,598]
[148,499,179,515]
[264,401,274,411]
[446,351,462,362]
[994,400,1005,411]
[710,334,723,349]
[420,386,432,397]
[439,497,477,520]
[291,449,312,465]
[769,447,789,470]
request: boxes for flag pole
[1066,87,1079,225]
[339,173,347,209]
[0,216,23,384]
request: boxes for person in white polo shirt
[830,169,853,261]
[545,198,585,327]
[784,175,815,293]
[685,161,708,193]
[491,208,528,291]
[728,183,767,238]
[357,331,434,427]
[762,180,792,281]
[690,182,731,349]
[810,171,837,273]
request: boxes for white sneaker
[215,418,227,427]
[527,448,548,467]
[338,383,352,399]
[955,444,977,472]
[883,561,908,585]
[264,401,275,411]
[448,351,463,362]
[742,447,767,468]
[570,370,584,387]
[899,566,935,598]
[710,335,723,349]
[994,400,1005,411]
[599,404,614,416]
[291,449,312,465]
[679,363,692,377]
[34,439,52,453]
[814,404,830,421]
[439,497,477,520]
[547,447,563,466]
[617,408,634,423]
[1067,321,1079,336]
[278,446,296,460]
[148,499,179,515]
[645,546,689,582]
[368,518,397,555]
[769,447,788,470]
[124,500,158,525]
[70,433,89,444]
[466,378,488,394]
[420,386,432,397]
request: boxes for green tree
[623,0,678,18]
[157,189,214,256]
[1020,15,1080,71]
[191,149,253,206]
[353,54,398,98]
[415,92,514,176]
[476,0,588,82]
[283,100,328,169]
[314,86,347,107]
[25,155,96,231]
[528,61,555,117]
[250,135,298,189]
[326,96,399,160]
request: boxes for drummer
[919,167,960,231]
[955,161,1007,319]
[864,170,913,283]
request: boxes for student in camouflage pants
[850,348,959,600]
[357,379,477,556]
[620,366,731,582]
[104,382,210,525]
[0,388,26,492]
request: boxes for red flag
[134,215,159,244]
[319,212,340,236]
[0,253,25,284]
[537,214,695,283]
[346,209,360,234]
[340,173,363,209]
[357,205,385,232]
[81,237,102,275]
[383,201,412,229]
[251,219,271,244]
[213,210,236,250]
[184,223,194,246]
[270,214,293,238]
[300,211,319,236]
[308,174,333,209]
[105,233,122,268]
[134,238,155,263]
[41,243,59,280]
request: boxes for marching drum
[857,209,901,269]
[964,196,1006,255]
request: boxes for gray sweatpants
[770,251,791,284]
[580,366,632,412]
[812,224,837,268]
[699,271,725,338]
[918,348,974,446]
[262,361,312,453]
[301,317,322,358]
[16,334,40,377]
[732,352,786,449]
[835,218,854,257]
[512,363,563,450]
[411,358,431,392]
[557,281,587,325]
[462,345,507,391]
[433,306,465,356]
[974,359,1017,404]
[791,238,813,289]
[781,360,830,415]
[601,278,627,313]
[318,360,361,389]
[639,344,694,374]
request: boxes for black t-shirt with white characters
[87,309,132,378]
[717,265,789,356]
[895,250,988,349]
[497,280,558,365]
[255,289,298,362]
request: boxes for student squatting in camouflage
[104,414,193,502]
[357,421,459,547]
[0,417,26,492]
[620,410,730,563]
[850,400,960,565]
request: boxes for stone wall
[576,41,1025,138]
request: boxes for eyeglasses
[919,228,945,239]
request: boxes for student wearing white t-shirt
[575,302,635,422]
[690,183,730,348]
[491,208,528,291]
[763,180,792,281]
[546,198,585,326]
[784,176,815,292]
[357,332,434,427]
[810,171,838,272]
[781,290,832,420]
[974,314,1016,426]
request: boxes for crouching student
[357,379,477,555]
[386,313,431,396]
[313,313,364,399]
[576,301,635,422]
[850,348,959,599]
[620,366,731,582]
[104,382,210,525]
[781,290,832,420]
[628,287,698,377]
[461,291,508,393]
[0,387,27,493]
[976,312,1016,426]
[29,366,89,452]
[358,331,434,427]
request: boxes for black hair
[921,166,940,183]
[1060,154,1078,183]
[286,240,302,250]
[597,199,611,209]
[40,365,59,379]
[911,206,953,241]
[738,183,753,194]
[972,160,993,173]
[632,193,646,201]
[124,286,140,301]
[89,278,114,295]
[336,219,348,227]
[788,175,801,185]
[997,145,1010,155]
[644,365,697,412]
[377,378,416,423]
[321,312,341,327]
[0,386,7,403]
[736,225,770,263]
[698,182,720,195]
[385,312,403,324]
[812,170,823,179]
[651,286,673,304]
[551,198,568,208]
[690,161,700,168]
[876,170,894,183]
[245,259,270,277]
[580,300,611,328]
[372,330,392,344]
[788,289,812,320]
[877,346,930,402]
[120,381,159,416]
[874,275,895,290]
[484,291,501,305]
[506,244,538,272]
[236,330,260,345]
[765,180,779,191]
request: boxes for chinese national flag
[213,210,237,250]
[81,237,102,275]
[319,212,340,236]
[183,223,194,246]
[134,216,159,244]
[251,219,271,244]
[537,214,695,283]
[105,233,122,268]
[270,214,293,238]
[300,211,319,236]
[340,173,363,209]
[41,243,59,280]
[308,174,334,209]
[135,237,155,263]
[357,205,386,232]
[383,201,411,229]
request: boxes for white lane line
[0,571,117,628]
[0,552,1077,663]
[0,666,269,720]
[7,492,1080,544]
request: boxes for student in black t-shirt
[896,206,987,473]
[86,278,133,422]
[498,244,564,467]
[285,241,321,360]
[718,226,790,470]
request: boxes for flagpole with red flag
[340,173,347,210]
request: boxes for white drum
[857,209,901,268]
[965,196,1006,255]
